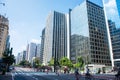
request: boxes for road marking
[11,73,14,80]
[32,77,38,80]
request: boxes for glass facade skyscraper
[116,0,120,17]
[28,43,37,62]
[108,20,120,67]
[40,28,45,63]
[70,0,111,66]
[43,11,68,65]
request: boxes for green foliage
[77,56,84,68]
[19,60,31,67]
[48,58,54,66]
[74,56,84,70]
[59,57,73,68]
[2,48,15,73]
[33,57,41,68]
[2,48,15,65]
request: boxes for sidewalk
[0,72,12,80]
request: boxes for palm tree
[2,48,15,73]
[77,56,84,70]
[74,56,84,71]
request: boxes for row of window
[91,59,110,63]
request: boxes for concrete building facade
[0,15,9,57]
[28,43,37,62]
[43,11,68,65]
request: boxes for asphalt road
[10,67,116,80]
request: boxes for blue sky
[1,0,120,56]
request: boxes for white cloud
[104,0,118,16]
[104,0,116,8]
[30,39,41,44]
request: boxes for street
[8,67,116,80]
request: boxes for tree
[48,58,54,66]
[59,57,73,68]
[74,56,84,70]
[2,48,15,72]
[19,60,30,67]
[33,57,41,68]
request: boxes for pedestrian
[86,67,90,76]
[98,68,101,74]
[74,68,80,80]
[64,68,67,74]
[85,67,92,80]
[115,67,120,78]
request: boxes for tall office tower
[36,44,41,58]
[40,28,45,64]
[16,52,23,64]
[116,0,120,17]
[108,20,120,67]
[23,50,26,61]
[16,53,20,64]
[43,11,68,65]
[70,0,111,66]
[28,43,37,62]
[0,15,9,57]
[26,44,29,61]
[5,35,10,49]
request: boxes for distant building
[16,52,23,64]
[108,20,120,67]
[23,50,26,61]
[5,35,10,49]
[0,15,9,57]
[116,0,120,17]
[26,44,29,61]
[43,11,68,65]
[36,44,41,58]
[28,43,37,62]
[16,53,20,64]
[70,0,111,66]
[40,28,45,64]
[16,50,26,64]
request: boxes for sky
[0,0,120,56]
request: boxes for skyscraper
[28,43,37,62]
[43,11,68,65]
[0,15,9,57]
[26,44,29,61]
[40,28,45,64]
[36,44,41,58]
[70,0,111,66]
[23,50,26,61]
[116,0,120,17]
[5,35,10,49]
[108,20,120,67]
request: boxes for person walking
[115,67,120,79]
[85,67,92,80]
[75,68,80,80]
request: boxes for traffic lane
[13,74,39,80]
[33,74,76,80]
